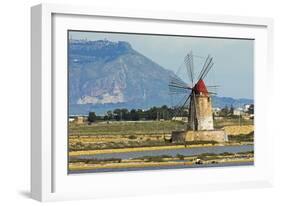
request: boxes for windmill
[169,51,218,131]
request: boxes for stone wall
[171,130,228,143]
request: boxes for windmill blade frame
[197,55,210,81]
[184,52,195,86]
[168,87,190,95]
[169,75,187,86]
[168,84,191,90]
[201,62,214,80]
[168,75,192,95]
[189,91,198,131]
[198,57,213,80]
[172,93,192,118]
[206,91,217,95]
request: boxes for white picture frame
[31,3,274,202]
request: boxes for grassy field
[69,143,221,156]
[68,118,254,152]
[69,118,253,136]
[69,120,186,136]
[214,118,253,128]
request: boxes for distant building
[233,107,245,116]
[68,118,75,122]
[76,116,84,124]
[214,116,224,120]
[244,104,251,112]
[172,117,188,123]
[68,115,87,124]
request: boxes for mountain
[69,39,253,115]
[212,96,253,108]
[69,39,175,115]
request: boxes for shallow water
[73,145,253,160]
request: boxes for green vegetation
[132,155,173,162]
[128,135,137,140]
[68,150,254,172]
[69,139,180,152]
[69,151,254,165]
[70,157,122,164]
[197,151,254,161]
[228,131,254,142]
[214,118,253,129]
[103,105,178,121]
[69,120,185,136]
[88,112,97,123]
[197,152,232,161]
[185,140,218,145]
[176,154,185,160]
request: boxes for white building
[172,117,188,123]
[233,107,245,116]
[212,107,221,116]
[243,104,251,112]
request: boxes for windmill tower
[189,79,214,131]
[169,51,227,142]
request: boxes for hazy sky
[70,31,254,99]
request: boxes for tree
[121,108,129,120]
[130,109,139,121]
[137,109,145,120]
[229,105,234,115]
[149,106,158,120]
[113,109,121,121]
[88,112,97,123]
[247,104,254,114]
[103,115,109,121]
[106,110,113,120]
[220,106,229,117]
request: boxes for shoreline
[69,158,254,171]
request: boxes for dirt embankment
[223,125,254,136]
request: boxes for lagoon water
[73,145,253,160]
[69,145,254,174]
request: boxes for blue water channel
[72,145,253,160]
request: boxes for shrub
[176,154,185,160]
[128,135,137,140]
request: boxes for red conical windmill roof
[194,79,208,95]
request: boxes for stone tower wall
[195,95,214,130]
